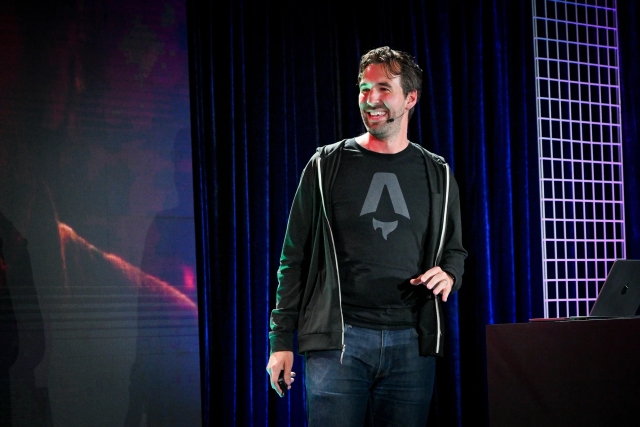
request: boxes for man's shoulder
[301,139,349,174]
[314,139,349,157]
[409,142,447,166]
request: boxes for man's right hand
[266,351,295,397]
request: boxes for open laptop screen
[589,259,640,317]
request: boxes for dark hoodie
[269,139,467,357]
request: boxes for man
[266,46,467,426]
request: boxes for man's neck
[355,132,409,154]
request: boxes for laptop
[589,259,640,317]
[529,259,640,322]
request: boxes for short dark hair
[357,46,423,119]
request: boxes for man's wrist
[444,271,455,286]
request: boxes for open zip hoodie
[269,139,467,357]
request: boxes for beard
[361,110,402,139]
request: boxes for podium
[486,317,640,427]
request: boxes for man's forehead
[359,64,400,86]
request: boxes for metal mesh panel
[532,0,625,318]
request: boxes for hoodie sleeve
[268,154,319,354]
[438,169,467,293]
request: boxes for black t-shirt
[332,139,430,330]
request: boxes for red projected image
[57,222,197,314]
[0,1,201,426]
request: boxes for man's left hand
[409,266,454,302]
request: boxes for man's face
[358,63,416,138]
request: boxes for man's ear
[405,90,418,110]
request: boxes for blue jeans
[304,324,436,427]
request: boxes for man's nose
[367,89,381,105]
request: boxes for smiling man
[266,46,467,427]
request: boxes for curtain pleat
[619,2,640,261]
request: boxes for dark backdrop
[187,1,640,426]
[619,1,640,261]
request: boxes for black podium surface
[486,317,640,427]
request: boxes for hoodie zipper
[435,163,450,265]
[434,163,450,354]
[316,158,346,363]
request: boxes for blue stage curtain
[186,1,544,425]
[619,2,640,260]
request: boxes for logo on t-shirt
[360,172,409,240]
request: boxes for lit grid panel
[532,0,625,318]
